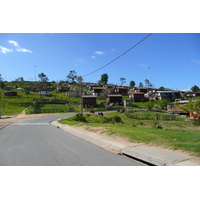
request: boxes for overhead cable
[82,33,152,77]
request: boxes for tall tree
[66,70,77,84]
[0,74,3,82]
[120,77,126,86]
[139,82,144,87]
[191,85,200,92]
[129,81,135,87]
[38,73,49,82]
[100,73,108,85]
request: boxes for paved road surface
[0,114,144,166]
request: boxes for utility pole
[35,66,36,82]
[77,76,83,114]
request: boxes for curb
[50,120,200,166]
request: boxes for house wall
[66,91,81,97]
[107,96,122,104]
[82,98,96,107]
[4,91,17,96]
[167,103,187,114]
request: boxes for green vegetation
[59,111,200,156]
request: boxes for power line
[82,33,152,78]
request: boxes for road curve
[0,114,144,166]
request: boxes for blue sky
[0,33,199,91]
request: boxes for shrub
[73,113,88,122]
[193,118,200,126]
[152,120,163,129]
[109,115,123,124]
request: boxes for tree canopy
[100,73,108,85]
[129,81,135,87]
[38,73,49,82]
[66,70,77,84]
[191,85,200,92]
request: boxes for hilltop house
[129,92,145,102]
[167,100,200,119]
[185,92,200,99]
[57,86,70,92]
[91,87,104,96]
[149,91,183,101]
[82,95,97,108]
[106,94,122,105]
[115,87,128,95]
[4,91,17,97]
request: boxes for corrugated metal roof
[129,92,144,94]
[82,95,97,98]
[107,94,122,97]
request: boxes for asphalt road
[0,114,144,166]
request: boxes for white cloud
[8,40,32,53]
[191,60,200,64]
[17,48,32,53]
[8,40,19,47]
[91,56,96,59]
[0,46,13,54]
[94,51,105,55]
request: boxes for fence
[128,113,177,121]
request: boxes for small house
[4,86,12,91]
[115,87,128,96]
[167,100,189,115]
[130,87,149,93]
[129,92,145,102]
[4,91,17,97]
[106,94,122,105]
[92,87,104,96]
[167,100,200,119]
[66,91,81,97]
[57,86,70,92]
[82,95,97,108]
[39,90,50,96]
[185,92,200,99]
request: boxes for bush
[193,118,200,126]
[109,115,123,124]
[151,120,163,129]
[73,113,88,122]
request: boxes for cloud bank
[0,46,13,54]
[0,40,32,54]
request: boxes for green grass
[59,112,200,156]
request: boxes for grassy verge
[59,112,200,156]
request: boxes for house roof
[168,100,189,105]
[116,87,128,89]
[82,95,97,98]
[92,87,104,89]
[129,92,144,95]
[107,94,122,97]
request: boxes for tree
[139,82,144,87]
[66,70,77,84]
[100,73,108,85]
[120,77,126,86]
[0,74,3,82]
[156,99,170,109]
[191,85,200,92]
[158,86,165,91]
[145,101,155,110]
[38,73,49,82]
[145,79,152,87]
[129,81,135,87]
